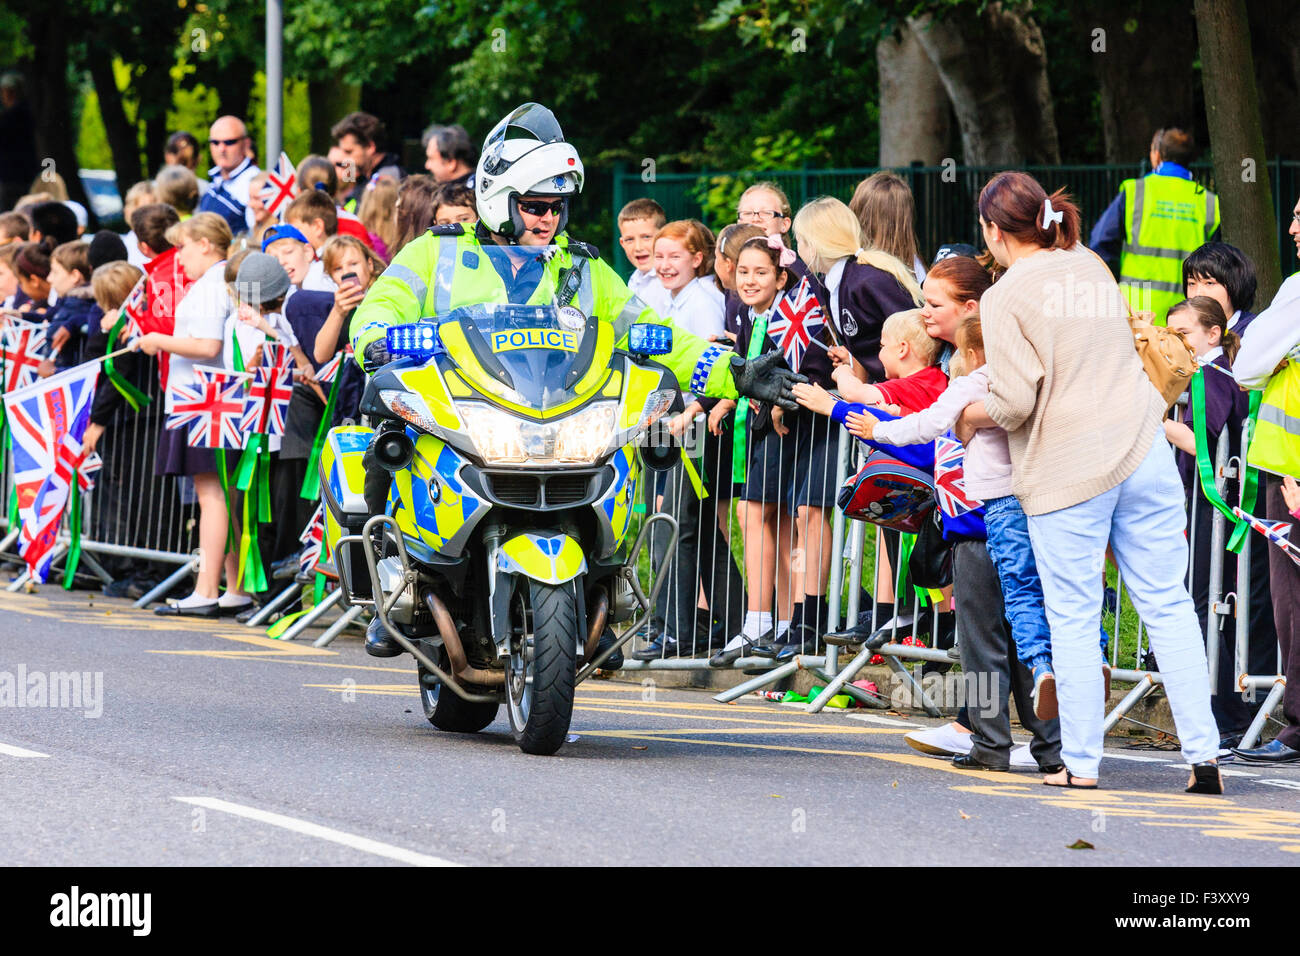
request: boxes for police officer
[1089,127,1220,324]
[350,103,800,658]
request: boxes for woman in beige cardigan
[960,171,1220,793]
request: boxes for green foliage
[693,129,834,225]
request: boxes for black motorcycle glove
[362,339,392,374]
[730,351,806,412]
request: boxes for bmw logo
[428,478,441,503]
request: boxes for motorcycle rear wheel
[418,653,499,734]
[505,579,579,755]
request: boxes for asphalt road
[2,587,1298,867]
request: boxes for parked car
[79,169,124,230]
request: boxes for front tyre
[505,579,579,755]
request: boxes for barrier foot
[275,588,343,642]
[806,645,875,714]
[713,658,800,703]
[133,559,197,609]
[313,604,364,648]
[245,582,301,627]
[1238,680,1286,750]
[1102,675,1158,734]
[78,551,115,587]
[884,656,942,717]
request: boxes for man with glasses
[348,102,805,660]
[196,115,260,235]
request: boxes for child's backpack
[837,447,936,533]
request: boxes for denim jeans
[1026,433,1218,778]
[984,494,1109,668]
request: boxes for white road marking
[846,713,923,728]
[0,741,49,758]
[1099,752,1174,763]
[173,797,461,867]
[1258,778,1300,791]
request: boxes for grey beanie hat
[235,252,291,305]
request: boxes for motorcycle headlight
[458,402,617,466]
[380,389,440,434]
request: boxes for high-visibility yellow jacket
[1118,174,1219,323]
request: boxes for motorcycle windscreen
[449,303,602,412]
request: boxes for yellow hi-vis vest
[1119,175,1219,324]
[1248,360,1300,479]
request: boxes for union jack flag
[166,366,249,449]
[766,274,825,373]
[315,346,352,386]
[1232,506,1300,568]
[1,363,100,581]
[239,362,293,437]
[933,435,982,518]
[1,322,48,393]
[298,503,326,577]
[261,151,298,221]
[121,277,147,341]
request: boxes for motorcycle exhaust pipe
[424,591,505,687]
[373,430,414,472]
[583,590,609,661]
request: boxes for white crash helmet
[475,103,585,240]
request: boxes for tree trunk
[22,1,94,220]
[309,77,362,155]
[86,43,144,191]
[908,2,1060,166]
[877,23,951,167]
[1074,2,1197,164]
[1194,0,1282,305]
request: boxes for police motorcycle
[318,251,687,755]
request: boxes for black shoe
[775,623,821,662]
[1039,763,1066,774]
[710,639,761,668]
[155,599,219,618]
[867,612,918,646]
[594,630,624,670]
[271,551,302,581]
[101,578,133,598]
[952,753,1008,772]
[631,636,678,661]
[1231,738,1300,764]
[218,599,255,618]
[824,619,874,647]
[235,604,266,624]
[365,617,404,658]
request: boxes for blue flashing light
[386,323,442,358]
[629,323,673,356]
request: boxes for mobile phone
[340,271,361,288]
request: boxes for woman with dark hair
[960,171,1221,793]
[164,131,201,172]
[392,175,439,257]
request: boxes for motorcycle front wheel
[505,578,579,755]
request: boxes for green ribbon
[1190,370,1258,554]
[61,467,83,589]
[301,369,341,500]
[102,311,151,411]
[3,423,15,530]
[1228,391,1262,552]
[732,310,771,484]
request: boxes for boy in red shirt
[793,308,946,419]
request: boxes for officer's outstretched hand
[730,351,806,412]
[362,339,392,374]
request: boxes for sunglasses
[517,198,566,217]
[209,137,244,147]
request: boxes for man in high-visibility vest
[349,102,802,659]
[1090,128,1220,323]
[1232,191,1300,765]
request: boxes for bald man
[196,115,261,235]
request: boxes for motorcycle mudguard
[496,532,587,585]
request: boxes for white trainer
[904,722,974,757]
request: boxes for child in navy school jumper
[1162,296,1276,741]
[41,241,97,373]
